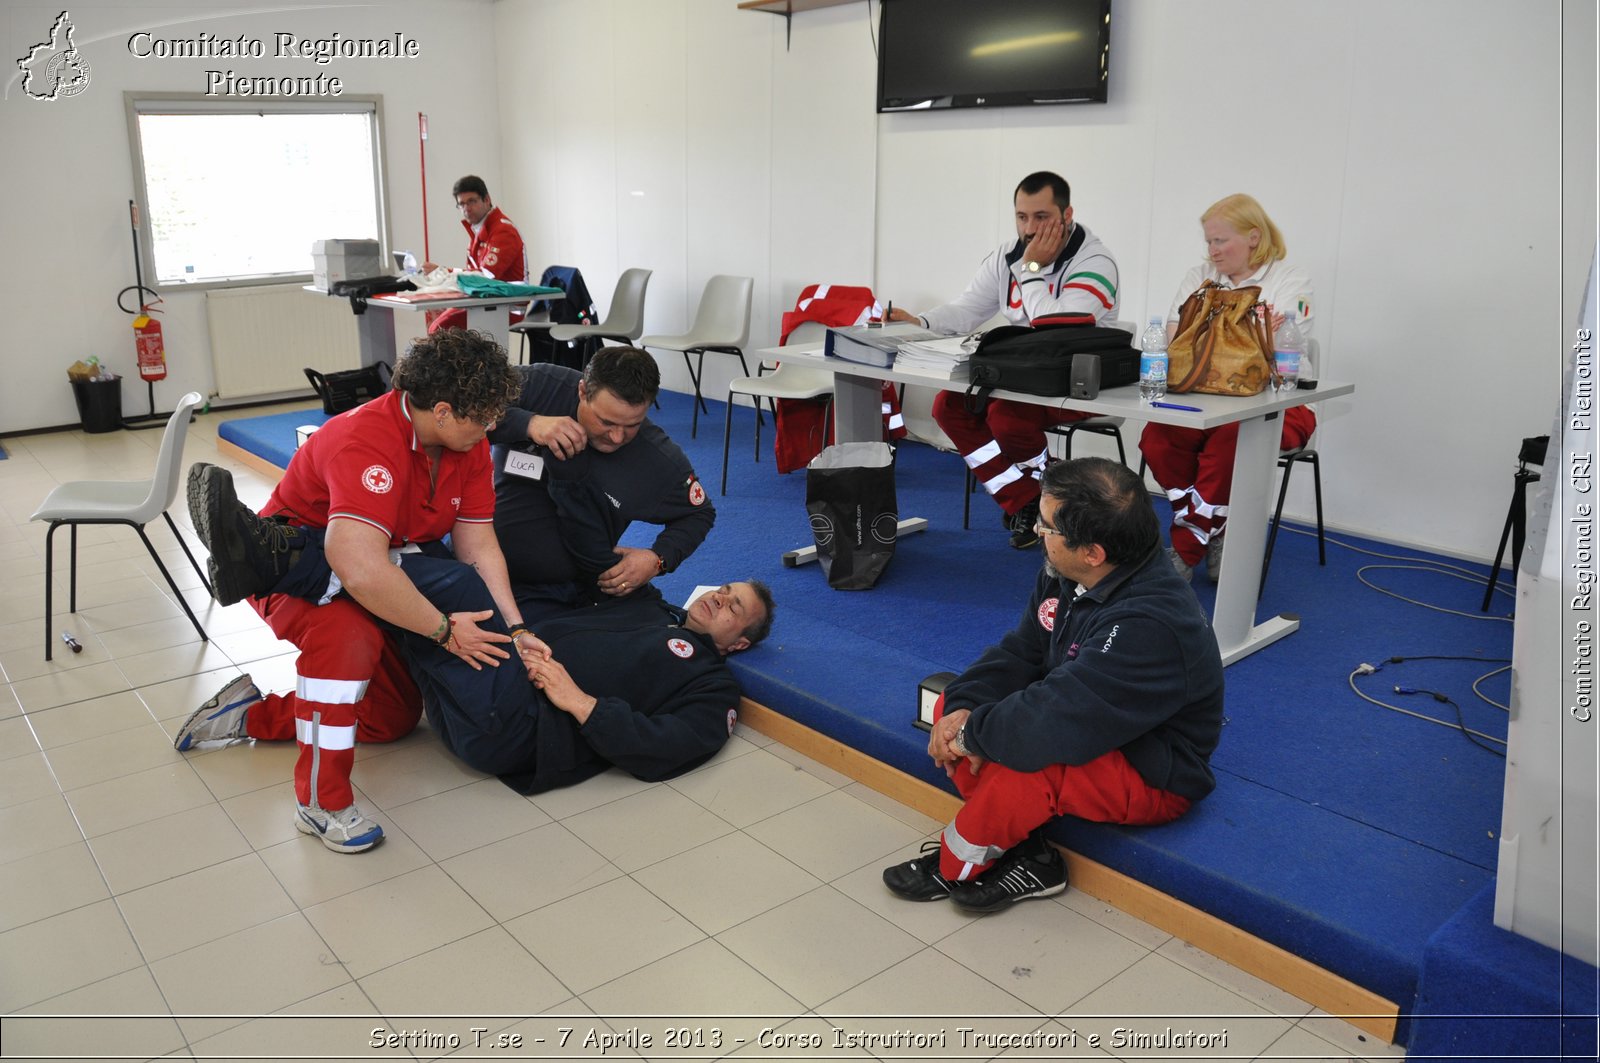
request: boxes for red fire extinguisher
[133,309,167,382]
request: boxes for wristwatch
[1023,260,1042,274]
[950,722,970,757]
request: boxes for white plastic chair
[548,267,652,366]
[29,392,211,660]
[640,274,753,438]
[721,360,834,494]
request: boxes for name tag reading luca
[503,449,546,481]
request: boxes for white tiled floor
[0,411,1405,1061]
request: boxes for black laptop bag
[967,316,1138,401]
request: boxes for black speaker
[1070,349,1140,400]
[1070,353,1102,399]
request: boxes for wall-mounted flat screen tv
[877,0,1112,112]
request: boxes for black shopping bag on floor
[805,442,898,590]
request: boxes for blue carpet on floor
[223,388,1555,1042]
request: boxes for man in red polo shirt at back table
[425,174,528,334]
[176,329,540,854]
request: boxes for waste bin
[70,378,123,433]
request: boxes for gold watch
[1024,260,1042,274]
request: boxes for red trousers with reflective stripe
[1138,407,1315,565]
[247,594,422,811]
[931,393,1090,515]
[934,697,1191,881]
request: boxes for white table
[760,342,1354,666]
[306,288,561,367]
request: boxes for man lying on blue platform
[394,564,774,793]
[175,478,773,793]
[487,346,715,622]
[882,457,1224,913]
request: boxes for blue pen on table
[1150,401,1202,412]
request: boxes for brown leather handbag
[1166,281,1278,396]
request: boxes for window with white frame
[126,94,386,287]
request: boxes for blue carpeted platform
[218,408,331,470]
[222,389,1551,1046]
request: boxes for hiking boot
[295,802,384,854]
[1166,546,1194,582]
[883,840,962,902]
[949,834,1067,913]
[173,675,261,751]
[1205,533,1224,583]
[187,463,302,605]
[1007,499,1041,550]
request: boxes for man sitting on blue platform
[882,457,1224,913]
[488,346,715,621]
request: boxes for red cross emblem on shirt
[361,465,394,494]
[1037,597,1059,631]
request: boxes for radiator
[205,284,359,400]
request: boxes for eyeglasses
[1032,522,1065,538]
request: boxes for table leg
[466,303,512,358]
[357,308,396,369]
[1214,413,1298,665]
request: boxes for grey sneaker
[173,675,261,751]
[187,463,303,606]
[295,802,384,854]
[1205,534,1224,583]
[1166,546,1194,582]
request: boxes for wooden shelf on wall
[737,0,857,13]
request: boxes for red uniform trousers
[246,594,422,811]
[933,697,1191,882]
[931,393,1090,516]
[1139,407,1316,565]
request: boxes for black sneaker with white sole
[949,834,1067,913]
[883,840,963,902]
[1007,499,1042,550]
[187,463,303,605]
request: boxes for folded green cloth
[455,274,564,298]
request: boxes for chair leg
[753,395,763,463]
[963,468,973,530]
[43,522,58,661]
[1113,428,1128,467]
[69,523,79,613]
[1260,459,1296,598]
[164,511,213,598]
[1309,454,1325,565]
[721,393,735,495]
[136,525,208,645]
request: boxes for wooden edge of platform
[736,697,1401,1045]
[216,437,290,482]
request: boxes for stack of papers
[894,335,973,381]
[825,323,938,368]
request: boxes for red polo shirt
[264,390,494,546]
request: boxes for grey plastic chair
[721,346,834,494]
[548,267,652,366]
[640,274,754,438]
[29,391,212,660]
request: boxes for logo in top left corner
[17,11,92,101]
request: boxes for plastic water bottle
[1274,311,1304,391]
[1139,317,1168,402]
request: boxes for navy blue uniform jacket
[497,591,742,794]
[948,547,1225,801]
[489,364,715,587]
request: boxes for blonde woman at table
[1138,193,1315,582]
